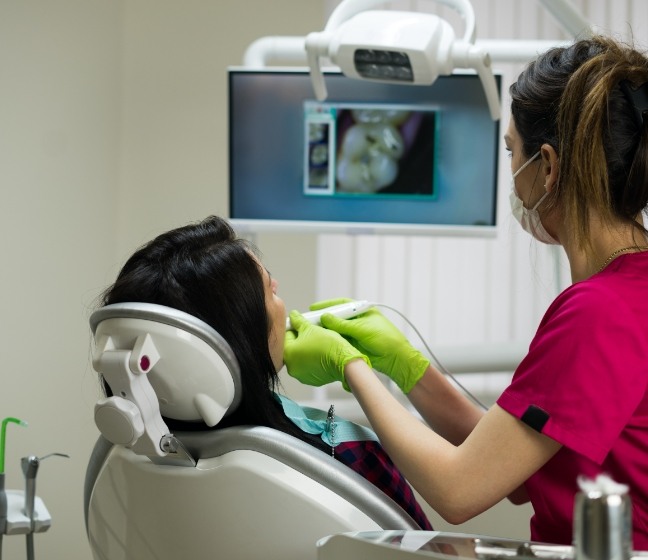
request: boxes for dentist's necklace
[597,245,648,273]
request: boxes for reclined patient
[97,214,432,530]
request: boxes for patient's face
[258,262,286,372]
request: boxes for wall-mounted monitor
[228,68,501,236]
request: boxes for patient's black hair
[100,215,328,452]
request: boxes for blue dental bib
[275,394,378,447]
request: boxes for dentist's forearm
[344,359,553,519]
[343,359,461,513]
[407,365,484,446]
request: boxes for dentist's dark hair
[510,35,648,253]
[99,215,326,449]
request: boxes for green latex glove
[313,299,429,393]
[284,310,370,390]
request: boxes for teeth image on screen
[337,115,405,193]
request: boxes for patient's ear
[540,143,559,192]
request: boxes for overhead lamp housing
[305,5,500,120]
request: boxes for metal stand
[0,453,68,560]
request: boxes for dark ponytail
[510,36,648,251]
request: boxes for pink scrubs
[497,252,648,549]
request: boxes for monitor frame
[228,67,502,237]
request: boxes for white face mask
[509,151,559,245]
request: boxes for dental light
[304,0,501,120]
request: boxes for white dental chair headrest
[90,302,242,463]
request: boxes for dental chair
[84,302,421,560]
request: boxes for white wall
[0,2,120,559]
[1,1,647,558]
[0,2,324,559]
[113,0,324,316]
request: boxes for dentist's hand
[314,299,429,393]
[284,310,370,390]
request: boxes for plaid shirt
[335,440,433,530]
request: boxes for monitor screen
[228,68,501,236]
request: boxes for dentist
[284,35,648,548]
